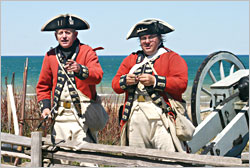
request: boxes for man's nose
[145,38,150,43]
[62,32,67,38]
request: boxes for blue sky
[1,1,249,56]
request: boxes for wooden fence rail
[1,132,249,167]
[1,132,42,167]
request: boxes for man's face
[55,28,78,48]
[139,34,160,56]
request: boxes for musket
[36,115,48,131]
[36,105,56,131]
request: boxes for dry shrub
[1,83,48,137]
[98,94,124,145]
[1,82,123,145]
[1,86,9,132]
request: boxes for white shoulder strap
[56,54,91,101]
[129,48,166,74]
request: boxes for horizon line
[1,54,249,57]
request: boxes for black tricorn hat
[126,18,175,40]
[41,14,90,31]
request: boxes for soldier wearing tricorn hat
[112,18,188,152]
[36,14,105,165]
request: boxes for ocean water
[1,54,249,96]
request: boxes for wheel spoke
[229,64,235,75]
[208,69,217,83]
[219,60,225,79]
[201,87,212,97]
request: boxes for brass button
[63,102,71,109]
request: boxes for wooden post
[31,132,42,167]
[11,72,15,95]
[14,58,28,166]
[5,76,8,89]
[19,58,29,136]
[7,87,11,133]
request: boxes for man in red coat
[112,18,188,152]
[36,14,104,151]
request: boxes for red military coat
[112,48,188,127]
[36,43,103,105]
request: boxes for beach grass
[1,83,123,166]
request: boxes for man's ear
[72,31,78,41]
[74,31,78,38]
[55,32,58,41]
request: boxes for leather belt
[135,95,152,102]
[59,101,74,109]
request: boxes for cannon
[187,51,249,157]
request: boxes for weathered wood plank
[2,133,246,167]
[1,132,31,147]
[43,150,185,167]
[1,150,31,160]
[7,85,19,135]
[31,132,42,167]
[49,164,81,167]
[42,137,245,167]
[1,163,17,167]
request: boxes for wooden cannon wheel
[191,51,246,126]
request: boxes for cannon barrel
[238,76,249,102]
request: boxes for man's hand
[138,74,156,86]
[41,108,51,119]
[64,59,80,73]
[126,74,139,86]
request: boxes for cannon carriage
[187,51,249,157]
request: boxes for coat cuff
[119,75,128,90]
[154,75,166,91]
[38,99,51,113]
[75,64,89,80]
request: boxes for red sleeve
[163,52,188,100]
[36,54,53,102]
[76,46,103,85]
[112,54,136,94]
